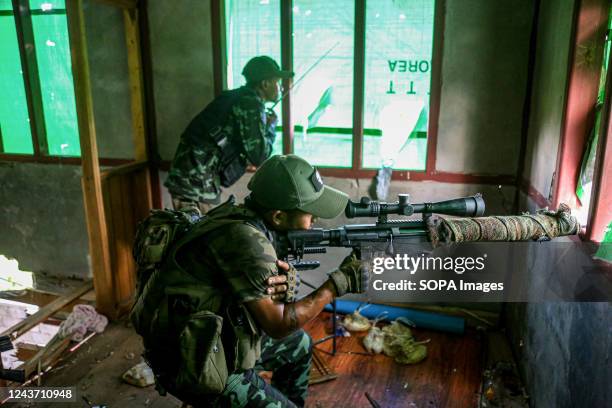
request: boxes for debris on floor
[59,304,108,341]
[122,361,155,387]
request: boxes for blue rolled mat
[324,300,465,334]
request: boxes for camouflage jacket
[174,202,278,370]
[177,202,278,305]
[164,87,277,203]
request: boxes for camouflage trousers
[216,329,312,408]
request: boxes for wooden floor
[4,312,483,408]
[303,313,483,408]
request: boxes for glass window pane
[0,2,34,154]
[30,0,65,10]
[363,0,435,170]
[30,0,80,156]
[225,0,283,156]
[292,0,354,167]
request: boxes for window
[224,0,437,171]
[292,0,354,167]
[0,0,80,157]
[362,0,434,170]
[225,0,282,155]
[0,0,33,154]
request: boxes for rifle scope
[345,194,485,219]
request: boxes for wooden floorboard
[4,313,483,408]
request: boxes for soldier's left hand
[267,260,300,302]
[267,273,288,301]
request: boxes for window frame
[213,0,452,182]
[552,0,611,242]
[0,0,81,162]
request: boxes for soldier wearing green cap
[165,56,294,214]
[134,155,368,407]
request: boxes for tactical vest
[130,199,271,402]
[182,87,254,187]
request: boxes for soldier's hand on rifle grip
[328,251,369,297]
[268,260,300,302]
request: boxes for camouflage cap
[247,155,349,219]
[242,56,294,83]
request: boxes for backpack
[132,208,200,298]
[130,198,267,401]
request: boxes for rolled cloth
[427,204,579,246]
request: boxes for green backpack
[130,199,264,402]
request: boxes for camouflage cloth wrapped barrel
[427,204,580,246]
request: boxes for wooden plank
[100,160,146,179]
[0,282,92,340]
[115,174,136,314]
[0,289,95,319]
[93,0,137,9]
[138,0,163,208]
[66,0,115,318]
[123,7,147,162]
[107,176,123,311]
[19,335,71,378]
[211,0,227,96]
[136,166,154,216]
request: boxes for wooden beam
[0,153,132,166]
[0,282,92,340]
[100,160,147,179]
[139,0,163,208]
[66,0,115,317]
[19,334,71,378]
[211,0,227,96]
[514,0,541,213]
[93,0,137,9]
[123,7,147,162]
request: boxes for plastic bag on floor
[122,361,155,387]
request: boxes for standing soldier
[165,56,294,214]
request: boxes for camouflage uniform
[216,330,312,408]
[176,203,312,407]
[165,86,277,207]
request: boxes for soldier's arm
[233,96,275,166]
[246,261,337,339]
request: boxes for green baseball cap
[247,155,349,219]
[242,56,294,83]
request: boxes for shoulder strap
[169,198,270,261]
